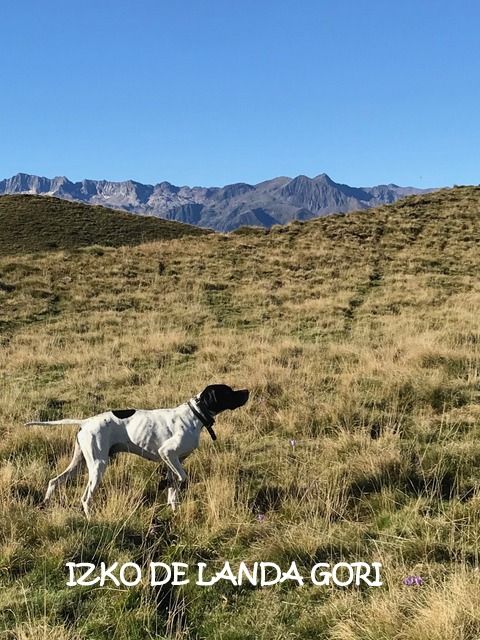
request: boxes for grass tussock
[1,187,480,638]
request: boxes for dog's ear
[200,385,217,408]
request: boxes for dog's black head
[198,384,249,415]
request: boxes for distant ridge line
[0,172,434,231]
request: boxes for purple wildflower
[256,513,266,522]
[403,575,424,586]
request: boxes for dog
[25,384,249,517]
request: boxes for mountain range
[0,172,432,231]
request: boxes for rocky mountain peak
[0,172,432,231]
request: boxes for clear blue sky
[1,0,479,188]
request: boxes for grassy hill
[1,186,480,639]
[0,194,210,254]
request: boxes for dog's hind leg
[80,459,107,519]
[77,430,108,518]
[43,438,84,504]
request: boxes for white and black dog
[25,384,249,517]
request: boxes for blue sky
[1,0,478,187]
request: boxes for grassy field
[1,186,480,639]
[0,195,209,254]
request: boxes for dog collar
[187,400,217,441]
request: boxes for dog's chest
[176,424,201,456]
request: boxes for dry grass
[1,187,480,638]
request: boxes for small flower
[256,513,266,522]
[403,575,424,586]
[289,439,297,449]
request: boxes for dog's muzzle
[233,389,249,408]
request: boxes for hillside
[0,172,431,231]
[0,194,210,254]
[1,187,480,639]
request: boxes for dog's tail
[24,419,85,427]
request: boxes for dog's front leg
[164,469,179,511]
[159,442,187,483]
[159,443,186,511]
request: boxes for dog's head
[198,384,249,415]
